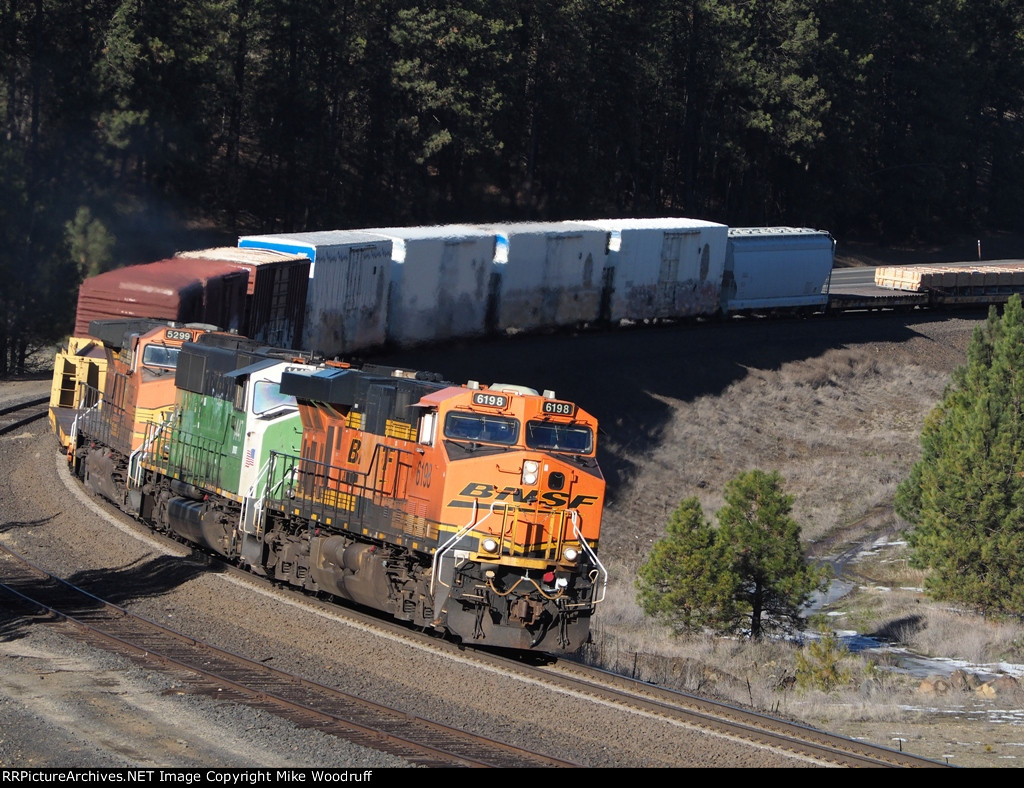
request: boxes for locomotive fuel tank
[165,496,234,557]
[309,536,394,610]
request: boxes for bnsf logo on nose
[453,482,598,509]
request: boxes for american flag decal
[244,447,256,469]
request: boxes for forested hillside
[3,0,1024,374]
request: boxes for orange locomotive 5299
[261,363,606,653]
[55,320,220,508]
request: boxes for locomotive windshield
[524,420,593,454]
[444,412,519,444]
[253,380,297,417]
[141,344,180,368]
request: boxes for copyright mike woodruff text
[1,772,375,783]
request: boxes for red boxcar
[75,248,309,349]
[177,247,310,349]
[75,257,250,337]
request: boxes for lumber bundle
[875,263,1024,292]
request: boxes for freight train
[42,220,834,656]
[60,221,1024,380]
[48,217,1024,654]
[49,222,831,448]
[59,319,606,654]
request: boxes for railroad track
[283,608,950,767]
[10,398,956,768]
[0,544,578,769]
[46,448,951,769]
[525,658,950,768]
[0,396,49,436]
[327,624,947,767]
[214,558,950,767]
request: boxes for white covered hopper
[721,227,835,313]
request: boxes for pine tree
[637,471,829,639]
[897,295,1024,614]
[794,618,853,692]
[716,469,831,638]
[66,207,115,278]
[635,497,737,635]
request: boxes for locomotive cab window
[252,380,297,418]
[418,411,437,446]
[141,344,180,369]
[525,421,593,453]
[444,412,519,444]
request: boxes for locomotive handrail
[240,456,275,537]
[68,395,103,456]
[264,451,305,504]
[129,409,177,488]
[264,453,297,504]
[74,373,136,457]
[572,511,607,605]
[431,503,603,611]
[430,499,494,596]
[264,444,413,522]
[140,415,246,502]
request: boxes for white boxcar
[361,224,497,347]
[475,221,607,333]
[577,217,728,322]
[238,230,393,356]
[720,227,835,314]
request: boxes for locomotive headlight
[556,577,568,589]
[563,547,579,562]
[482,537,499,554]
[522,460,540,485]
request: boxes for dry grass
[832,543,1024,668]
[581,611,924,725]
[599,346,951,564]
[583,320,1024,731]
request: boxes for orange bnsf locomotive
[55,320,222,503]
[56,322,606,654]
[259,363,607,652]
